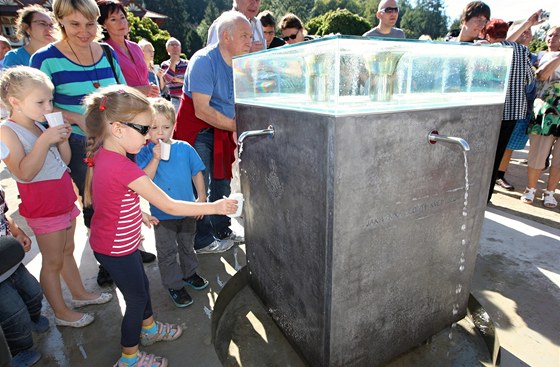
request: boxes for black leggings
[94,250,153,347]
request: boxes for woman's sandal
[520,188,537,204]
[542,190,558,208]
[140,321,182,346]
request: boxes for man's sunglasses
[282,30,300,42]
[116,121,151,136]
[381,7,399,14]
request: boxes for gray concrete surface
[0,141,558,366]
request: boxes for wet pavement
[0,143,558,367]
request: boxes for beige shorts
[527,135,560,170]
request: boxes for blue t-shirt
[3,47,31,68]
[135,140,205,220]
[183,44,235,119]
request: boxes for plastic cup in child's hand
[44,112,64,127]
[159,139,170,161]
[227,193,244,218]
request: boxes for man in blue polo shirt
[175,11,251,254]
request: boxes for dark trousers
[487,120,516,202]
[68,134,93,227]
[193,129,232,249]
[94,251,153,347]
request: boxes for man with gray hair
[161,37,188,111]
[174,11,251,254]
[363,0,405,38]
[207,0,266,52]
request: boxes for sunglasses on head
[381,7,399,14]
[282,30,300,42]
[116,121,151,136]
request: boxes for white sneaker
[196,239,235,254]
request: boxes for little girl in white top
[0,66,112,328]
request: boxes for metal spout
[428,130,470,152]
[239,125,275,145]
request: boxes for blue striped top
[30,43,124,136]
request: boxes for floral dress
[528,52,560,137]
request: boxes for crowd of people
[0,0,558,366]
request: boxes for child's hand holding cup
[159,139,170,161]
[226,193,244,218]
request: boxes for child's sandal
[542,190,558,208]
[140,321,182,346]
[113,351,168,367]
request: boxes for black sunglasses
[117,121,151,136]
[381,6,399,14]
[282,30,300,42]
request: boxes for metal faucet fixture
[238,125,275,145]
[428,130,470,152]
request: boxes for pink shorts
[25,205,80,236]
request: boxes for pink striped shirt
[89,147,145,256]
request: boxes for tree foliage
[127,12,170,64]
[310,0,362,19]
[400,0,448,39]
[259,0,315,23]
[307,9,370,36]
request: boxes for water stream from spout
[449,151,469,342]
[238,141,244,162]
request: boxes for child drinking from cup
[82,85,238,367]
[0,66,112,329]
[136,98,209,308]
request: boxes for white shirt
[206,14,266,51]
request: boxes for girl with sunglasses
[82,85,238,367]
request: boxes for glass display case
[233,35,513,115]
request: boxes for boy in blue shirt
[136,98,209,307]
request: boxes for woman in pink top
[97,0,159,97]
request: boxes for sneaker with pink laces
[140,321,182,346]
[113,351,168,367]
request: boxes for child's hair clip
[84,157,95,167]
[99,96,107,111]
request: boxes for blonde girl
[82,85,237,367]
[0,66,112,329]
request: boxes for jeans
[94,251,152,348]
[68,133,93,228]
[0,265,43,355]
[193,129,232,249]
[154,218,198,289]
[170,97,180,112]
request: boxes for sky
[442,0,558,27]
